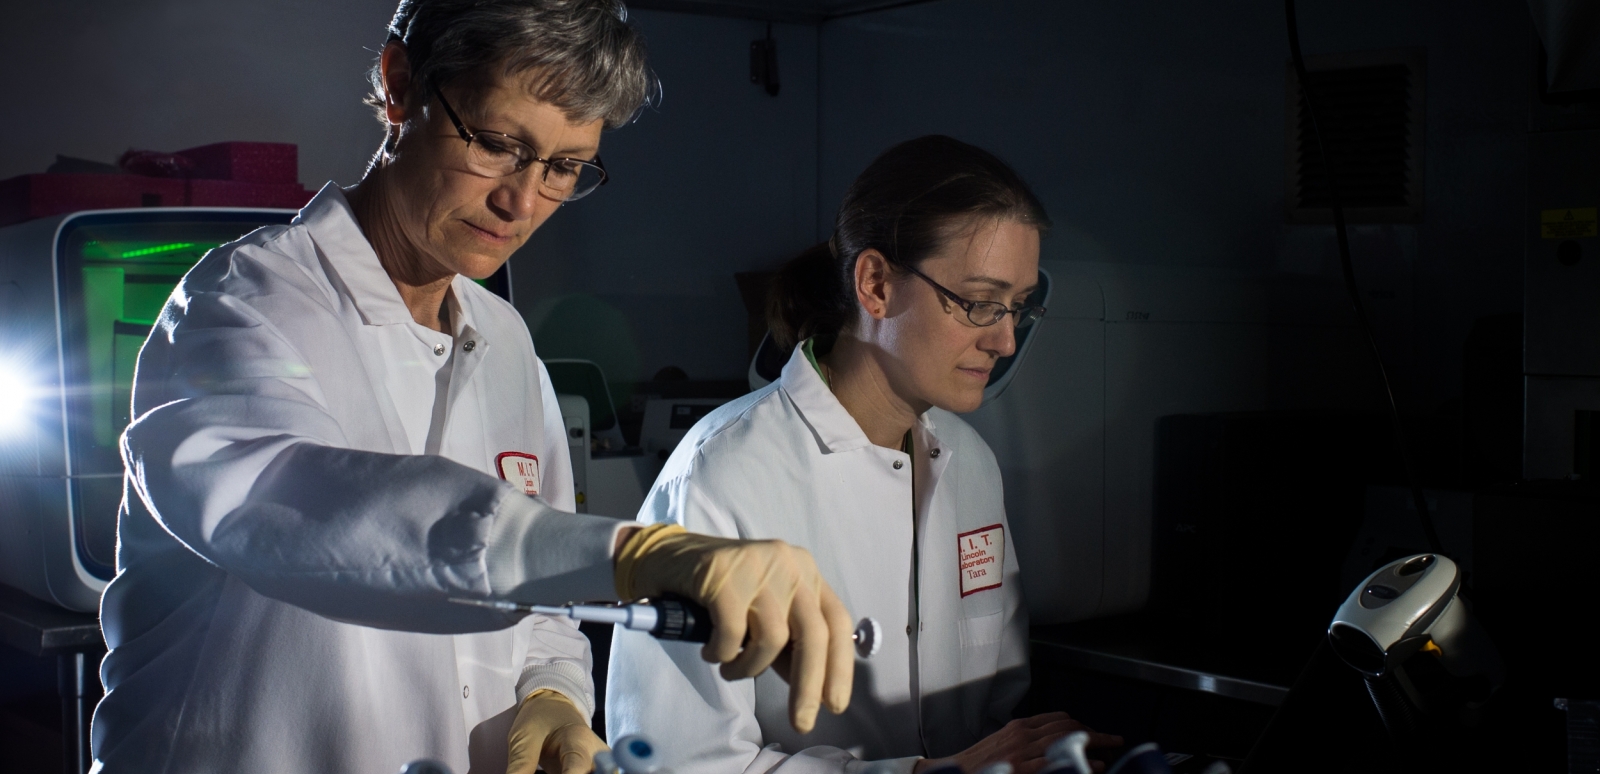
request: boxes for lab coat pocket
[958,610,1006,649]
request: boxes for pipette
[452,594,712,641]
[450,594,882,658]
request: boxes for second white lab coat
[607,345,1029,774]
[94,185,626,774]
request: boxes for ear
[379,41,418,127]
[853,249,892,320]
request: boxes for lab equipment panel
[1524,129,1600,479]
[0,209,296,611]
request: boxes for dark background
[0,0,1530,407]
[0,0,1567,770]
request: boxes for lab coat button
[893,460,904,470]
[462,685,470,699]
[931,448,941,458]
[463,340,476,352]
[433,344,447,356]
[906,625,912,635]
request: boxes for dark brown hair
[767,135,1050,351]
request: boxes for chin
[448,251,511,281]
[937,389,986,415]
[460,264,505,281]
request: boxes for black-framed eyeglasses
[902,264,1046,328]
[434,88,609,202]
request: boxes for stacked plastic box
[0,142,315,227]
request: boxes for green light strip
[120,242,195,258]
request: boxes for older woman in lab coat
[93,3,857,773]
[608,136,1121,774]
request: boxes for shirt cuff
[517,661,597,720]
[485,491,629,604]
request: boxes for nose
[487,166,546,222]
[978,315,1018,359]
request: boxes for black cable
[1284,0,1444,556]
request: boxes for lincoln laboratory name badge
[957,524,1004,597]
[496,452,540,496]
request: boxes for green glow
[120,242,195,258]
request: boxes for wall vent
[1287,48,1426,224]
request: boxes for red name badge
[496,452,540,496]
[957,524,1004,597]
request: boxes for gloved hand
[506,689,608,774]
[614,523,856,733]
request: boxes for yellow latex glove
[614,523,856,733]
[506,689,607,774]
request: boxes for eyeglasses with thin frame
[434,88,609,202]
[902,263,1046,328]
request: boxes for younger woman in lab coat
[607,136,1121,774]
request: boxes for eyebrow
[962,275,1039,296]
[503,128,597,161]
[474,115,598,160]
[546,142,600,160]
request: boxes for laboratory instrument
[640,398,730,460]
[400,737,660,774]
[398,760,452,774]
[595,734,660,774]
[0,206,513,612]
[452,594,709,641]
[612,735,661,774]
[0,209,295,611]
[1042,730,1092,774]
[450,595,883,657]
[1523,126,1600,480]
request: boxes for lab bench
[1032,618,1292,707]
[1026,614,1301,760]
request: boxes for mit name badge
[957,524,1004,597]
[496,452,540,496]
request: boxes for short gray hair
[366,0,658,129]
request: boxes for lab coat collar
[778,342,945,458]
[299,183,425,328]
[445,276,484,343]
[911,408,946,463]
[779,344,872,454]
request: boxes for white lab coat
[94,184,627,774]
[607,345,1029,774]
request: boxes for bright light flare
[0,365,33,434]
